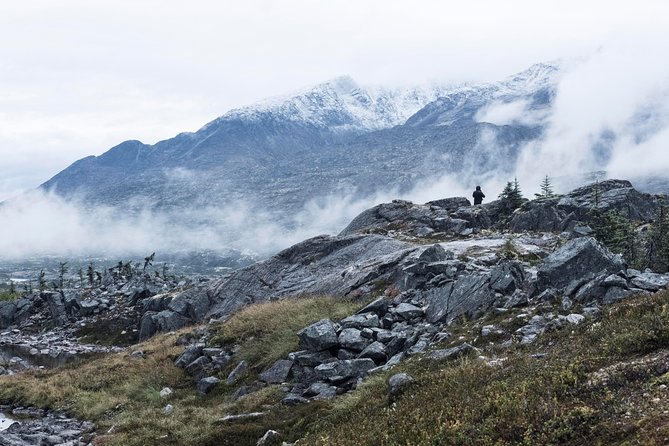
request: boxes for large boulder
[339,200,473,236]
[557,179,657,222]
[139,310,191,340]
[536,237,624,291]
[425,275,495,324]
[167,288,212,321]
[205,234,416,320]
[0,300,17,329]
[297,319,339,351]
[44,291,68,326]
[509,198,567,232]
[338,328,371,352]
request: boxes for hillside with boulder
[2,179,669,445]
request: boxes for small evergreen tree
[619,217,643,269]
[143,252,155,272]
[499,178,524,215]
[499,181,514,200]
[9,281,15,295]
[513,177,522,199]
[87,263,95,286]
[37,270,46,292]
[592,180,601,207]
[535,175,555,198]
[58,261,68,290]
[648,198,669,273]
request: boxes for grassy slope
[2,292,669,445]
[302,291,669,445]
[0,296,359,445]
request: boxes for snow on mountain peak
[200,62,562,136]
[220,75,452,134]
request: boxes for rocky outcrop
[137,234,418,339]
[132,179,669,340]
[509,197,566,232]
[0,302,17,330]
[559,180,658,221]
[536,237,624,291]
[0,406,94,446]
[339,200,476,237]
[510,179,659,232]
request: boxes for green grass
[0,295,359,446]
[210,296,360,371]
[298,290,669,445]
[4,292,669,445]
[0,290,18,301]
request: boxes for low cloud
[475,98,547,127]
[0,188,401,260]
[511,34,669,193]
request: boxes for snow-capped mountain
[219,75,452,133]
[407,62,559,127]
[40,62,560,216]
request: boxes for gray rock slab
[427,343,473,361]
[206,234,415,321]
[536,237,624,291]
[175,345,204,368]
[288,350,335,367]
[489,261,525,294]
[315,358,376,383]
[631,272,669,291]
[197,376,220,396]
[227,360,248,385]
[340,313,380,329]
[338,328,371,352]
[260,359,294,384]
[355,297,389,317]
[393,303,424,320]
[297,319,339,351]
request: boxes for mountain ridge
[39,62,560,217]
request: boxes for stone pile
[173,343,232,396]
[0,327,122,373]
[0,406,94,446]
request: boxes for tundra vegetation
[2,179,669,445]
[0,291,669,445]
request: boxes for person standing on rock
[472,186,485,205]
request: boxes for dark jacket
[473,189,485,205]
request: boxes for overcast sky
[1,0,668,201]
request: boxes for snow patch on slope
[214,76,453,133]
